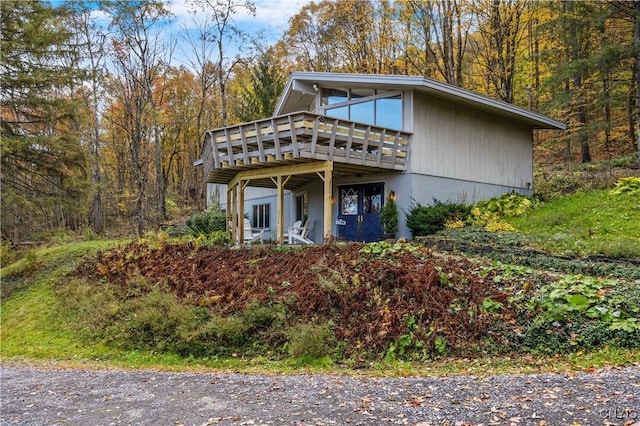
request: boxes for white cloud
[167,0,313,41]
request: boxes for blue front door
[337,183,384,242]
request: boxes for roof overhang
[275,72,566,131]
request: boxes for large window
[252,203,270,229]
[321,89,403,130]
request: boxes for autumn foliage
[72,241,523,358]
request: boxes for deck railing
[202,111,411,177]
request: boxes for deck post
[276,175,284,244]
[238,179,245,244]
[230,183,238,244]
[323,161,333,242]
[226,186,232,240]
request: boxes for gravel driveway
[1,364,639,426]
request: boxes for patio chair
[243,218,264,244]
[286,219,313,245]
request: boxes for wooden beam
[226,186,232,240]
[376,129,386,167]
[272,118,282,160]
[206,132,219,169]
[323,161,333,242]
[345,122,354,162]
[361,126,370,165]
[310,116,319,156]
[230,183,238,244]
[255,122,265,162]
[276,175,284,244]
[328,119,337,160]
[239,124,250,164]
[391,132,399,165]
[288,115,299,157]
[239,179,245,245]
[229,161,335,188]
[224,128,234,165]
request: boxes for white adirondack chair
[286,219,313,244]
[243,218,264,244]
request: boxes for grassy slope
[1,193,639,373]
[1,241,118,360]
[508,189,640,258]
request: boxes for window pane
[341,188,358,215]
[364,185,382,214]
[326,105,349,120]
[350,100,374,125]
[263,205,270,228]
[252,203,270,229]
[375,96,402,129]
[323,88,348,105]
[252,205,258,228]
[351,88,374,99]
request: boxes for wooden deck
[201,111,411,184]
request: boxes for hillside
[1,184,639,371]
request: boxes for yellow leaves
[445,219,466,230]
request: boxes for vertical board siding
[411,92,533,189]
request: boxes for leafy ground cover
[418,227,640,280]
[6,238,628,367]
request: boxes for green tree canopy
[1,1,87,243]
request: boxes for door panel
[338,183,384,242]
[362,183,383,242]
[338,186,360,241]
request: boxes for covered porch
[199,111,412,244]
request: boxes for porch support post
[238,179,245,245]
[323,161,333,242]
[226,185,232,240]
[276,175,284,244]
[230,182,238,244]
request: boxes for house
[197,72,566,244]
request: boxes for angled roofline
[275,72,567,130]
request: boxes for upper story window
[320,88,403,130]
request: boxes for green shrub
[194,230,231,246]
[243,301,288,331]
[405,199,470,238]
[111,288,194,352]
[185,314,249,355]
[287,323,334,359]
[186,208,226,237]
[470,193,541,228]
[534,172,583,199]
[611,152,638,168]
[1,242,17,268]
[380,191,399,236]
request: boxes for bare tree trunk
[603,70,612,155]
[567,1,590,163]
[154,125,166,221]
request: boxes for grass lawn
[509,189,640,258]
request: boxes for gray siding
[411,91,534,190]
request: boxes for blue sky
[167,0,312,40]
[68,0,312,66]
[166,0,312,64]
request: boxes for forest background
[2,0,639,245]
